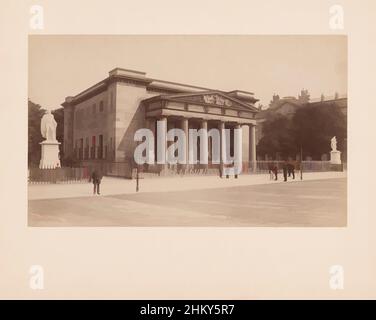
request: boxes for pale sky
[28,35,347,110]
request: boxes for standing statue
[39,110,61,169]
[331,136,337,152]
[40,110,57,142]
[330,136,341,165]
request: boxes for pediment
[162,91,258,112]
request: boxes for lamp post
[136,166,140,192]
[300,145,303,180]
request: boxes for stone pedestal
[39,140,61,169]
[330,150,341,165]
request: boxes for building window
[75,140,79,159]
[98,134,103,159]
[109,137,112,159]
[84,137,89,160]
[109,137,116,159]
[99,100,104,112]
[79,138,84,160]
[91,136,96,159]
[113,137,116,159]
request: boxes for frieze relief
[172,94,235,107]
[202,94,233,107]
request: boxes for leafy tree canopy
[257,103,346,160]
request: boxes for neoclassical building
[62,68,259,177]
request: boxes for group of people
[268,159,297,182]
[88,160,299,195]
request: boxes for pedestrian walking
[287,159,295,179]
[282,159,288,182]
[268,161,278,181]
[89,167,103,195]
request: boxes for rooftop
[62,68,258,106]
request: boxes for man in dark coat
[268,162,278,181]
[287,160,295,179]
[89,168,103,195]
[282,159,288,182]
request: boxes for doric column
[157,116,167,166]
[201,119,208,166]
[235,123,242,156]
[219,121,226,177]
[250,124,257,172]
[181,117,189,165]
[146,118,156,162]
[241,124,250,172]
[234,124,242,177]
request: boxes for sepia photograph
[28,35,347,227]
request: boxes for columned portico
[143,90,259,176]
[146,116,257,174]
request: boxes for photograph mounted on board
[27,35,347,227]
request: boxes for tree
[28,100,45,167]
[292,103,346,159]
[257,102,347,160]
[257,114,297,159]
[52,107,64,159]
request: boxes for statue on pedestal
[331,136,337,152]
[330,136,341,165]
[41,110,57,142]
[39,110,61,169]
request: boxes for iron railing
[28,160,344,183]
[28,167,90,184]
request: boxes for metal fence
[132,160,342,178]
[28,160,344,183]
[252,160,343,173]
[301,161,333,172]
[28,167,90,184]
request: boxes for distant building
[309,93,347,117]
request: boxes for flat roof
[62,68,258,106]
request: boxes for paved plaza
[28,172,347,227]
